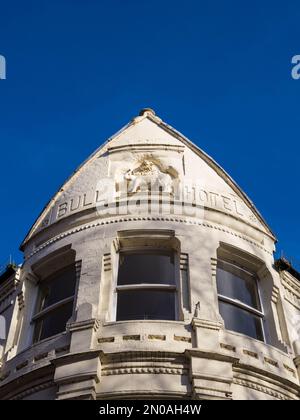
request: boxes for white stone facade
[0,109,299,400]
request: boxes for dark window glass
[41,265,77,309]
[34,301,74,342]
[117,289,175,321]
[219,300,264,341]
[34,264,77,342]
[217,261,260,309]
[118,252,174,285]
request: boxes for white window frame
[113,247,180,322]
[217,259,266,342]
[32,264,78,343]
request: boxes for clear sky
[0,0,299,268]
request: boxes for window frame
[217,258,266,342]
[32,264,78,343]
[114,248,180,322]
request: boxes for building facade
[0,109,299,400]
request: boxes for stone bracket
[52,351,101,400]
[186,349,239,400]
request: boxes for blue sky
[0,0,299,267]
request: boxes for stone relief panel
[124,160,174,194]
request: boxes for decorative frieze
[233,378,291,400]
[101,351,188,379]
[102,367,186,376]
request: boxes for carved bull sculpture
[124,161,173,193]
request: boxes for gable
[21,110,275,249]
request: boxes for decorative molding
[11,381,55,400]
[233,377,295,400]
[187,349,239,364]
[103,253,112,272]
[180,252,191,314]
[67,318,100,333]
[280,272,300,310]
[107,143,185,155]
[179,253,188,272]
[192,387,232,400]
[192,318,224,331]
[210,257,218,277]
[101,350,187,365]
[233,365,300,399]
[25,216,273,261]
[271,285,279,304]
[102,367,187,376]
[17,291,25,311]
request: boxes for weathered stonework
[0,109,299,400]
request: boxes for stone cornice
[51,350,100,368]
[24,215,273,262]
[11,380,54,400]
[67,318,101,333]
[186,348,240,364]
[233,377,296,400]
[233,366,300,400]
[192,318,224,331]
[234,363,300,391]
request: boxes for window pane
[35,301,73,342]
[217,261,260,309]
[117,289,176,321]
[219,300,264,341]
[41,265,77,310]
[118,252,175,285]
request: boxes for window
[116,251,177,321]
[217,260,264,341]
[33,264,77,342]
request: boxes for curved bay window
[116,251,177,321]
[33,264,77,342]
[217,260,264,341]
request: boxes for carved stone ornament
[124,160,174,193]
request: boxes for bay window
[116,251,177,321]
[33,264,77,342]
[217,259,264,341]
